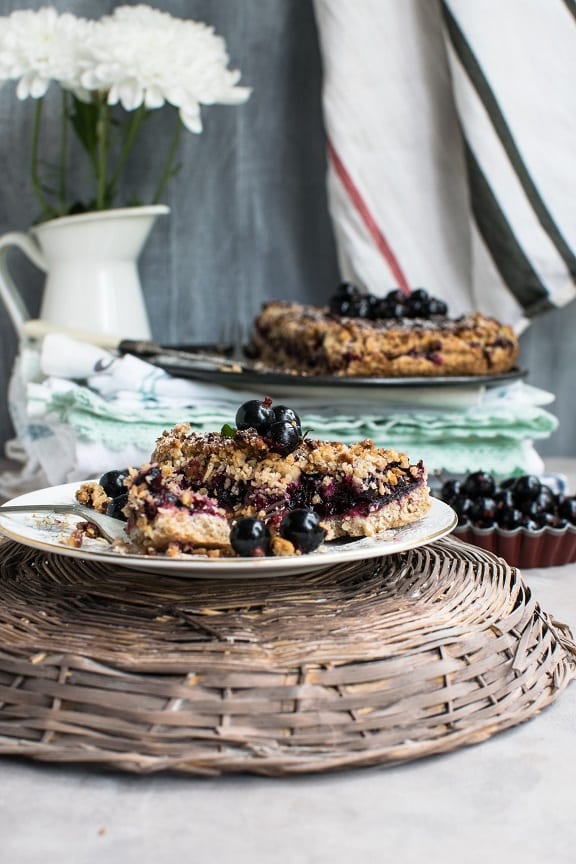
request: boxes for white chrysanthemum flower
[0,5,251,217]
[0,7,94,99]
[81,4,250,132]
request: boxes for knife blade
[116,339,259,373]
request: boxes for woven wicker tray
[0,536,574,776]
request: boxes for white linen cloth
[313,0,576,331]
[0,333,558,498]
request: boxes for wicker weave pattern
[0,536,574,775]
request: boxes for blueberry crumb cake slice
[77,397,431,558]
[249,285,519,378]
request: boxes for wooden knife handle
[21,319,122,349]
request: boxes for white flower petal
[16,75,32,100]
[118,80,144,111]
[80,70,100,91]
[144,86,164,110]
[29,75,48,99]
[179,105,203,134]
[107,85,120,106]
[217,86,252,105]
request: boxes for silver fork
[219,318,250,359]
[0,503,127,543]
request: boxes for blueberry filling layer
[284,472,424,520]
[166,465,425,522]
[131,468,226,521]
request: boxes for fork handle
[0,504,84,514]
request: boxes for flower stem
[31,99,52,219]
[152,112,183,204]
[96,94,110,210]
[108,103,147,200]
[59,90,68,215]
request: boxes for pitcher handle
[0,231,48,332]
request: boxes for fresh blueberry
[452,495,474,525]
[534,486,556,511]
[273,405,301,429]
[427,298,448,316]
[279,509,325,553]
[405,297,429,319]
[518,499,542,520]
[440,479,462,502]
[536,512,562,529]
[330,296,358,316]
[268,421,302,456]
[365,294,382,319]
[496,506,524,530]
[494,489,515,511]
[410,288,429,302]
[559,497,576,525]
[499,477,518,491]
[463,471,496,498]
[513,475,541,502]
[99,469,129,498]
[372,298,405,319]
[468,496,497,527]
[107,492,128,521]
[230,518,270,557]
[235,399,275,435]
[335,282,361,299]
[351,296,374,319]
[522,518,540,532]
[385,289,407,305]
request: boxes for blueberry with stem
[235,398,275,435]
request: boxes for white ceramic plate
[0,482,457,579]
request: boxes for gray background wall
[0,0,573,458]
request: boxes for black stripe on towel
[464,140,553,318]
[562,0,576,24]
[441,1,576,281]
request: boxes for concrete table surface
[0,461,575,864]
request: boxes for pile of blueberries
[440,471,576,531]
[231,397,325,556]
[230,509,325,557]
[234,396,303,456]
[329,283,448,320]
[99,469,130,520]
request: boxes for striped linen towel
[313,0,575,331]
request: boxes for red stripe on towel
[327,137,411,296]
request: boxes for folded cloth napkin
[0,334,558,495]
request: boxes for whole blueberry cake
[249,285,519,377]
[79,398,431,558]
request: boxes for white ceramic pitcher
[0,204,169,340]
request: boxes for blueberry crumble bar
[76,398,431,558]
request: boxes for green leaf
[220,423,236,438]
